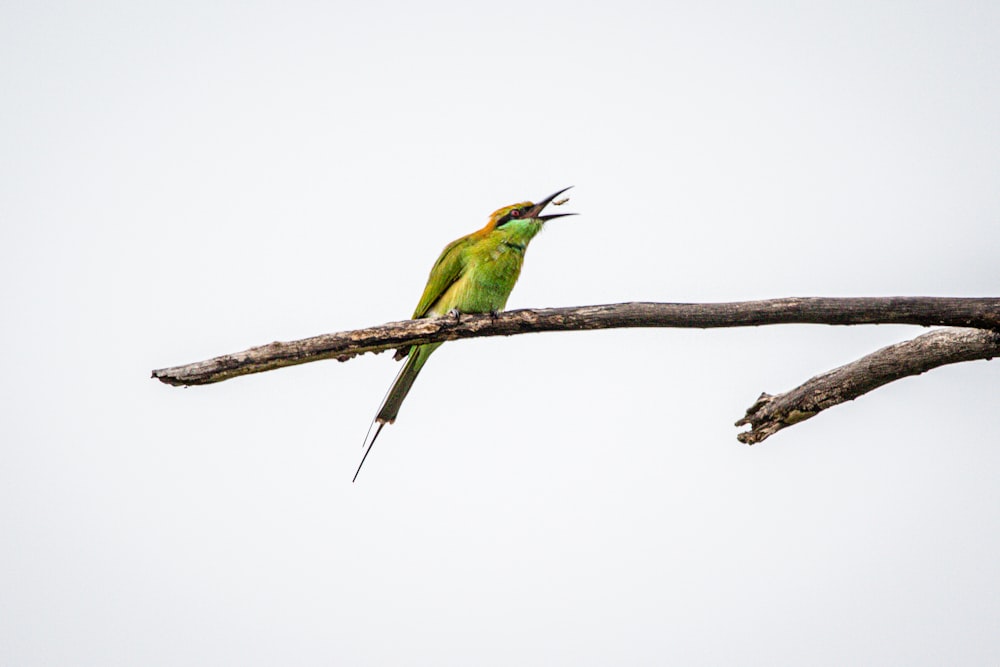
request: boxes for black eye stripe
[497,206,532,227]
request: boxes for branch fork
[151,297,1000,444]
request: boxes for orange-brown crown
[484,201,535,230]
[479,187,576,232]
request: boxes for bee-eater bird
[354,186,577,481]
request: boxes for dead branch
[152,297,1000,387]
[735,327,1000,444]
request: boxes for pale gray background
[2,1,999,665]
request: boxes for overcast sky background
[2,1,999,665]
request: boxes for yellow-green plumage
[354,187,575,481]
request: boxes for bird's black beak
[527,186,577,221]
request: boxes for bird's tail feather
[378,342,439,424]
[353,343,440,482]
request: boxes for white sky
[2,1,999,664]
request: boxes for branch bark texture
[735,327,1000,444]
[152,297,1000,387]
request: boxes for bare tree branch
[152,297,1000,386]
[735,327,1000,444]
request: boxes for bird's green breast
[430,220,544,316]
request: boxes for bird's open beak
[528,186,577,221]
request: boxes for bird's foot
[489,309,501,322]
[448,308,462,324]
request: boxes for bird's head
[486,186,577,230]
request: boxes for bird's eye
[510,210,521,218]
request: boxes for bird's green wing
[411,235,471,318]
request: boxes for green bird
[354,186,577,481]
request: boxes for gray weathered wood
[735,327,1000,444]
[151,297,1000,387]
